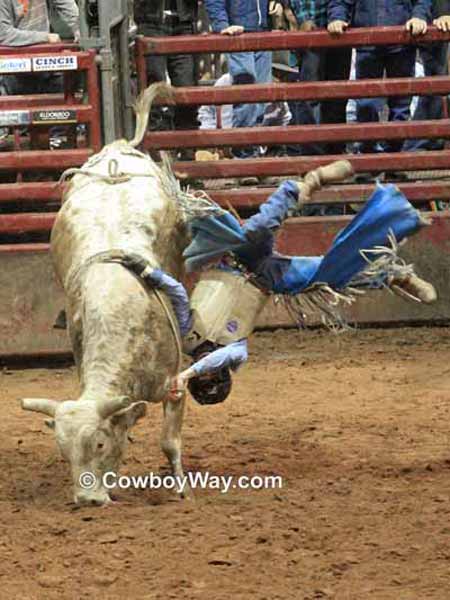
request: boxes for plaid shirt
[288,0,328,27]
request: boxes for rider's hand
[327,20,348,35]
[221,25,244,36]
[47,33,61,43]
[405,18,427,35]
[169,370,191,401]
[120,253,150,277]
[433,15,450,32]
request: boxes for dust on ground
[1,327,449,600]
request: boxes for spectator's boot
[300,160,354,204]
[389,273,437,304]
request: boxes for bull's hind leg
[161,396,193,499]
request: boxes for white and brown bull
[21,84,191,506]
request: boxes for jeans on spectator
[0,72,62,95]
[403,42,449,152]
[356,45,415,153]
[228,50,272,158]
[141,20,198,131]
[287,47,351,156]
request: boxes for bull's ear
[110,401,147,428]
[21,398,58,417]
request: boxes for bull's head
[21,396,147,506]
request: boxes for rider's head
[187,342,232,406]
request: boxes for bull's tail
[129,82,174,148]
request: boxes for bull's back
[51,142,179,287]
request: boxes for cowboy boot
[389,272,437,304]
[299,160,354,204]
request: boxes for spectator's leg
[321,46,352,155]
[254,50,272,125]
[228,51,259,158]
[355,48,384,153]
[404,42,449,151]
[385,46,415,152]
[141,23,173,131]
[169,21,198,133]
[286,49,322,156]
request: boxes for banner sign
[0,110,30,126]
[31,109,77,124]
[0,58,32,73]
[32,55,78,72]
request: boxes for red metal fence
[0,44,100,239]
[2,29,450,242]
[136,26,450,197]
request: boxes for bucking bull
[21,83,194,506]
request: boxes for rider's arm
[142,268,192,337]
[242,180,300,243]
[188,339,248,378]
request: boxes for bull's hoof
[180,486,195,501]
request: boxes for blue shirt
[328,0,431,28]
[204,0,269,32]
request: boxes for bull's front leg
[161,395,193,499]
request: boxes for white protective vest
[183,268,269,354]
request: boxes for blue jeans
[287,47,351,156]
[228,50,272,158]
[356,45,415,153]
[403,42,449,151]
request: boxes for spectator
[0,0,79,46]
[134,0,199,159]
[198,63,292,132]
[404,1,450,151]
[0,0,79,148]
[204,0,272,158]
[328,0,431,153]
[286,0,352,156]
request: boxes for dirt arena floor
[1,326,449,600]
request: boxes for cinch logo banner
[32,55,78,72]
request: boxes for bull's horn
[21,398,58,417]
[97,396,131,419]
